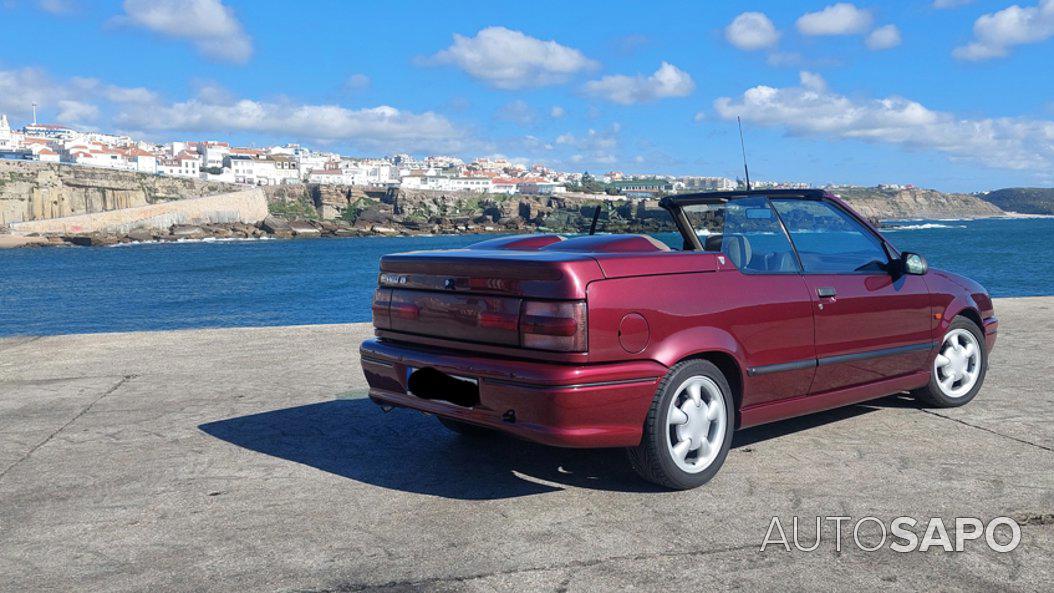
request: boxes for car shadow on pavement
[199,398,667,500]
[731,403,878,448]
[200,396,900,500]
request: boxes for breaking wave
[883,223,967,231]
[109,236,276,247]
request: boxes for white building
[400,173,492,193]
[226,154,299,185]
[23,123,76,140]
[336,159,398,186]
[296,153,332,179]
[197,142,230,168]
[0,114,22,150]
[118,147,158,174]
[68,147,132,170]
[32,146,61,163]
[306,169,346,184]
[490,178,520,195]
[682,176,737,192]
[79,131,133,147]
[269,155,300,184]
[158,151,201,178]
[517,180,565,195]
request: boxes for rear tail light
[478,311,519,332]
[372,288,392,329]
[390,302,420,320]
[520,300,587,352]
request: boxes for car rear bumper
[359,338,665,448]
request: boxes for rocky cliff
[260,183,1005,235]
[834,186,1003,220]
[0,160,240,225]
[1,161,1009,246]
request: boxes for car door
[681,197,817,405]
[770,198,932,394]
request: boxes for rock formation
[0,160,240,225]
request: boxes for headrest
[703,234,723,251]
[723,234,752,269]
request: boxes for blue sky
[2,0,1053,191]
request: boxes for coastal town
[0,112,817,199]
[0,110,1015,250]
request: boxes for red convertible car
[360,190,996,489]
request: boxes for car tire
[627,359,734,490]
[437,416,494,437]
[911,316,987,408]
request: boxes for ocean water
[2,217,1052,336]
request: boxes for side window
[770,199,890,274]
[683,197,800,273]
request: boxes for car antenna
[737,116,752,191]
[588,204,602,235]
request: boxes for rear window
[681,196,800,274]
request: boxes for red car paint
[360,190,996,447]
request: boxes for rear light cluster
[520,300,587,352]
[371,288,392,329]
[371,289,587,352]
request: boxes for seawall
[0,160,241,225]
[9,188,269,235]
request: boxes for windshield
[666,194,892,274]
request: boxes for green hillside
[981,188,1054,214]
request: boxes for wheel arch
[651,326,748,429]
[673,350,745,429]
[952,307,984,332]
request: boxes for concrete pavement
[1,297,1052,592]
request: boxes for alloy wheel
[665,375,727,473]
[934,328,982,398]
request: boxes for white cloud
[933,0,974,8]
[37,0,74,14]
[116,0,252,64]
[343,74,371,91]
[953,0,1054,61]
[495,99,537,125]
[714,71,1054,171]
[550,124,622,166]
[428,26,597,89]
[70,77,158,104]
[866,24,902,50]
[115,97,465,152]
[550,105,566,118]
[583,62,694,105]
[0,67,154,125]
[0,65,469,152]
[796,3,873,36]
[56,100,98,122]
[798,70,827,91]
[725,12,780,50]
[0,68,62,118]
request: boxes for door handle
[817,287,837,298]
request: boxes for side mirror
[901,252,928,275]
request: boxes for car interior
[702,233,798,273]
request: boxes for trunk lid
[370,234,726,352]
[373,246,604,350]
[378,248,605,300]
